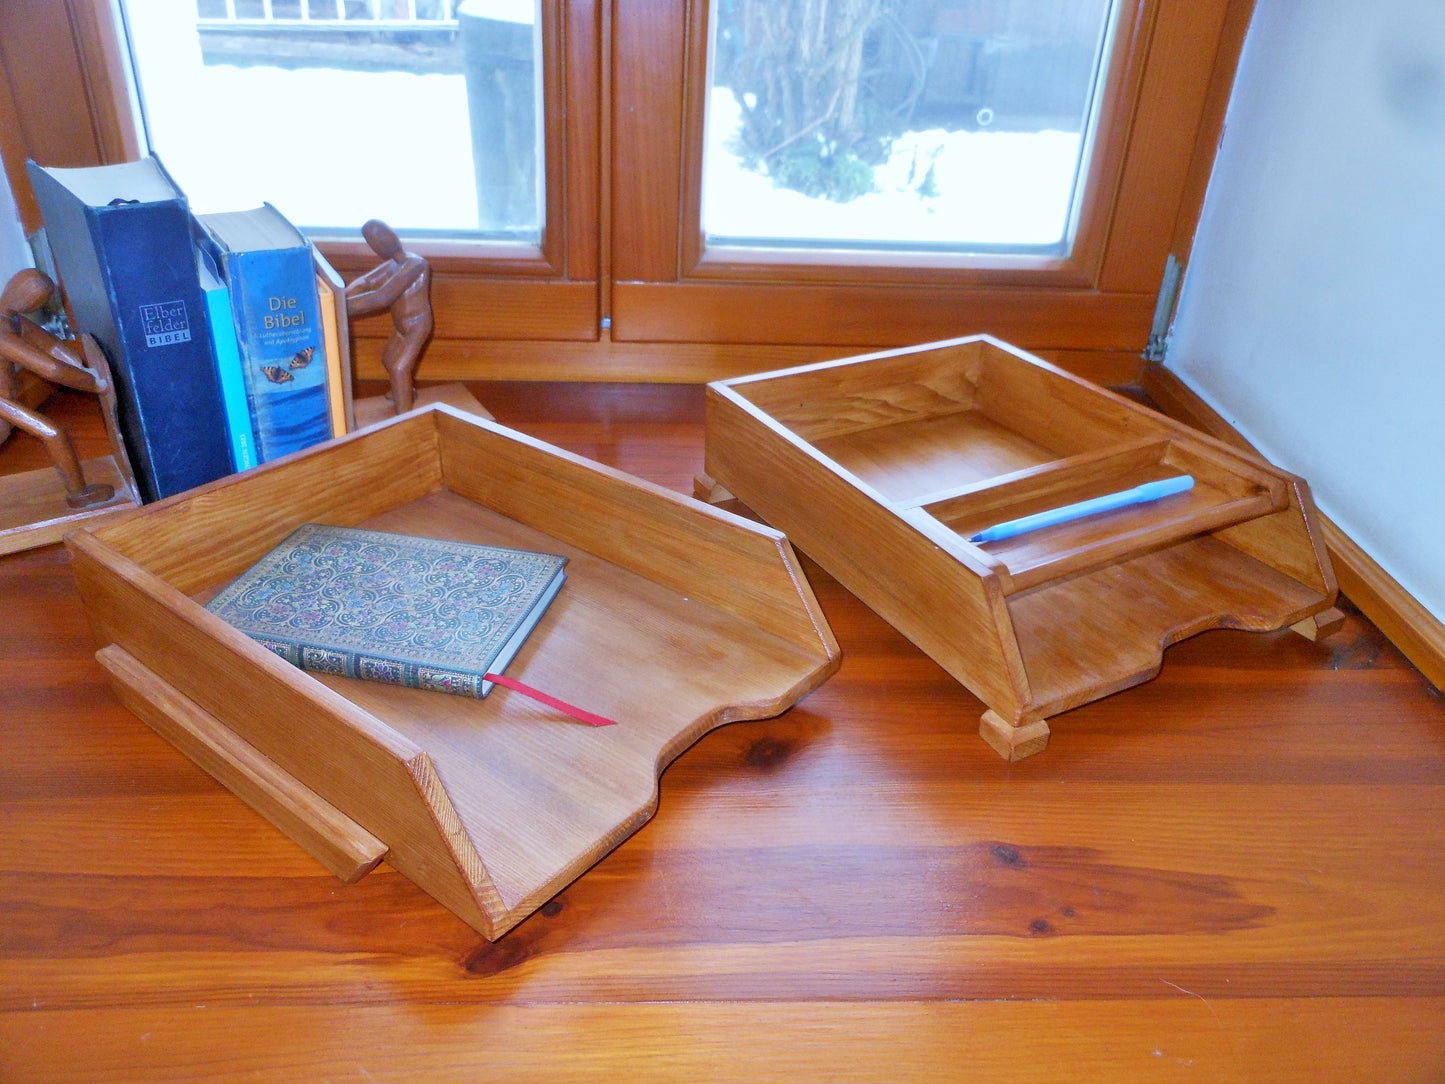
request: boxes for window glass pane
[120,0,544,240]
[704,0,1118,255]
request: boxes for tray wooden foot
[95,644,389,883]
[693,472,734,504]
[1290,606,1346,642]
[979,710,1051,761]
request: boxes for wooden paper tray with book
[699,335,1341,761]
[67,405,840,939]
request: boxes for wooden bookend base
[979,710,1051,761]
[1290,606,1347,642]
[0,455,138,556]
[352,383,493,430]
[96,643,388,883]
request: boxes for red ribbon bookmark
[484,673,619,727]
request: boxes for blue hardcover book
[204,524,568,699]
[26,157,235,502]
[196,205,331,463]
[195,249,258,472]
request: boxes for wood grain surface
[2,382,1443,1083]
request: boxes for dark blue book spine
[224,247,330,463]
[27,168,234,502]
[93,202,234,500]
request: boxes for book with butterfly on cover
[196,204,331,463]
[204,523,567,698]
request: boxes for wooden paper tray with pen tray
[700,335,1340,760]
[67,406,839,939]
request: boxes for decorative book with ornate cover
[205,523,566,698]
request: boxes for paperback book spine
[312,245,355,432]
[313,268,347,439]
[196,255,258,471]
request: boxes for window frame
[679,0,1134,288]
[2,0,603,345]
[3,0,1252,382]
[609,0,1250,356]
[313,0,601,344]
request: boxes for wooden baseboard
[1140,362,1445,691]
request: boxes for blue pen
[968,474,1195,544]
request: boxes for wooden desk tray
[67,405,839,939]
[701,335,1339,761]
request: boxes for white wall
[1167,0,1445,622]
[0,167,32,283]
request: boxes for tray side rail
[66,528,509,938]
[717,338,988,444]
[923,436,1293,594]
[431,407,840,670]
[1214,474,1337,597]
[974,338,1177,457]
[703,383,1035,720]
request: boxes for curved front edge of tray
[470,646,843,942]
[980,595,1340,762]
[652,648,843,776]
[1005,534,1337,725]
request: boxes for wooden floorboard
[1,383,1443,1082]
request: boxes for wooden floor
[2,383,1443,1083]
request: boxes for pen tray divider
[918,437,1289,593]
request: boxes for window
[702,0,1120,256]
[127,0,544,240]
[98,0,600,356]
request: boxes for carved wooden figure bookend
[344,219,492,428]
[1,270,114,507]
[344,219,432,415]
[0,269,138,554]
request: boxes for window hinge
[1143,253,1184,362]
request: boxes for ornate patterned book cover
[205,523,567,698]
